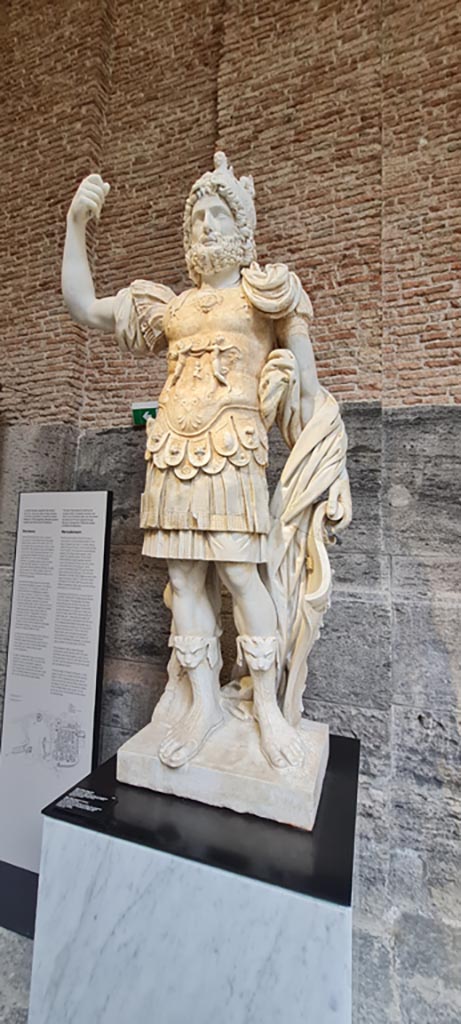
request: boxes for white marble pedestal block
[28,739,359,1024]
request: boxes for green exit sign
[131,401,159,427]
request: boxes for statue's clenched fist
[68,173,110,225]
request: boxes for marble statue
[62,154,352,828]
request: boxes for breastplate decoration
[146,285,273,473]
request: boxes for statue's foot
[254,702,305,770]
[154,670,191,724]
[159,703,224,768]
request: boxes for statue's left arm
[274,312,319,429]
[275,308,352,531]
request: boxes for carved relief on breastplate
[159,285,274,437]
[161,338,263,433]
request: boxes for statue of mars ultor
[62,153,352,829]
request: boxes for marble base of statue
[117,703,329,831]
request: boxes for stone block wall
[306,403,461,1022]
[0,1,460,1022]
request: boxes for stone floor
[0,926,33,1024]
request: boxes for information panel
[0,491,111,873]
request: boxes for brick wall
[218,0,383,403]
[0,0,113,425]
[1,0,460,429]
[382,0,461,406]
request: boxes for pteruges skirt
[140,458,270,563]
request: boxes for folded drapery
[259,350,348,725]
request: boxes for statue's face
[190,193,239,245]
[186,191,245,283]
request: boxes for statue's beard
[186,233,246,283]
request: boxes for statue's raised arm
[62,173,175,357]
[62,174,116,331]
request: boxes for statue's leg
[217,562,304,770]
[159,559,223,768]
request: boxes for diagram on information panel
[6,707,86,769]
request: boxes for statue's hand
[326,470,352,532]
[67,173,110,226]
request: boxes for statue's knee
[220,562,255,598]
[168,560,204,598]
[168,564,187,597]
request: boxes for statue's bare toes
[166,739,199,768]
[158,735,183,766]
[159,709,223,768]
[262,741,289,770]
[256,709,306,770]
[263,740,303,770]
[159,727,198,767]
[281,738,304,768]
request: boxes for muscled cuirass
[146,285,275,481]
